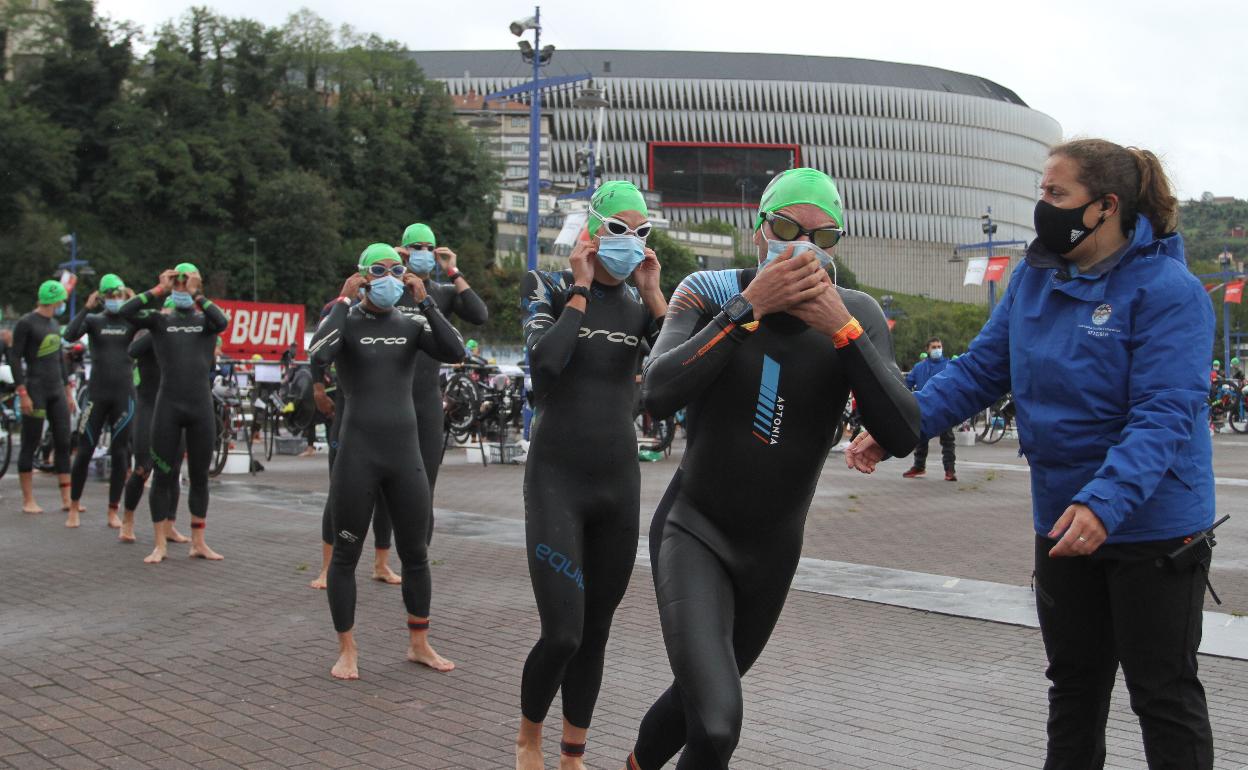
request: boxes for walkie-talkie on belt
[1157,515,1230,605]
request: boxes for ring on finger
[1076,535,1087,543]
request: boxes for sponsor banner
[215,299,305,359]
[963,257,988,286]
[1226,280,1244,304]
[984,256,1012,283]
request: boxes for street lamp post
[57,232,92,318]
[248,237,258,302]
[953,207,1028,312]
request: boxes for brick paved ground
[1,438,1246,769]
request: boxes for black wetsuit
[308,297,464,632]
[632,269,919,769]
[396,278,487,500]
[123,330,182,516]
[119,293,227,524]
[64,308,136,507]
[10,311,71,474]
[311,301,393,553]
[519,269,661,728]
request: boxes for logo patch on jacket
[1091,304,1112,326]
[751,355,783,445]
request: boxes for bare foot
[407,639,455,672]
[331,649,359,680]
[558,755,586,770]
[22,502,43,514]
[298,446,316,457]
[515,741,544,770]
[188,543,224,560]
[65,510,81,528]
[166,524,190,543]
[309,570,328,590]
[119,517,136,543]
[107,508,122,529]
[144,545,167,564]
[372,564,402,584]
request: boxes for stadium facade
[412,50,1062,303]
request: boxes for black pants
[520,460,639,727]
[148,395,213,523]
[1033,534,1213,770]
[18,389,71,474]
[70,392,134,505]
[319,403,392,550]
[326,429,432,633]
[912,429,955,471]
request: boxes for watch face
[724,295,748,320]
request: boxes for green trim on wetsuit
[64,306,138,505]
[518,268,662,728]
[10,310,71,473]
[631,268,918,769]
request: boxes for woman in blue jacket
[848,139,1216,769]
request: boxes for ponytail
[1126,147,1178,235]
[1050,139,1179,236]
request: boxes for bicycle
[831,394,862,446]
[0,389,17,480]
[981,392,1015,445]
[635,407,677,457]
[441,361,526,465]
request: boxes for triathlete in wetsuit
[119,263,228,564]
[308,244,465,680]
[121,318,188,545]
[395,223,488,502]
[308,304,399,590]
[63,274,137,529]
[10,280,74,516]
[628,169,919,770]
[515,181,666,770]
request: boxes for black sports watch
[566,284,590,302]
[722,293,754,325]
[417,296,435,311]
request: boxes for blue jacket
[916,216,1215,543]
[905,356,949,391]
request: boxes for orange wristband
[832,318,863,349]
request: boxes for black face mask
[1034,198,1106,255]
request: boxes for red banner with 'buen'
[214,299,306,359]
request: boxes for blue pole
[986,208,996,312]
[525,6,541,273]
[1224,268,1234,378]
[522,6,541,441]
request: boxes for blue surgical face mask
[596,235,646,280]
[761,239,837,285]
[104,299,124,314]
[929,347,944,360]
[171,290,195,309]
[54,303,66,316]
[407,248,436,275]
[365,275,404,309]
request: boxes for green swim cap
[164,298,175,309]
[99,273,125,293]
[754,168,844,232]
[359,243,401,271]
[38,280,68,305]
[175,262,199,275]
[1233,357,1242,366]
[919,352,928,360]
[401,223,436,247]
[588,181,648,235]
[1213,359,1221,367]
[465,339,479,350]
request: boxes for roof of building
[409,50,1028,106]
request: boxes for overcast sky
[99,0,1246,201]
